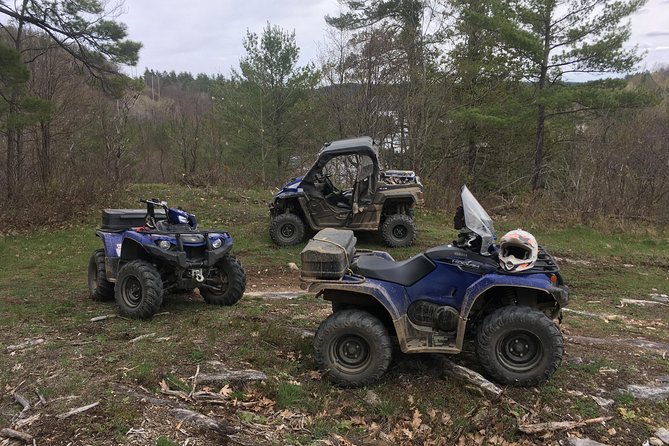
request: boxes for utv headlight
[211,238,222,249]
[158,240,171,250]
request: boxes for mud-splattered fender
[454,273,569,349]
[307,277,409,320]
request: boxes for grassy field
[1,184,668,445]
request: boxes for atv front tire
[269,213,306,246]
[88,249,114,302]
[314,309,392,387]
[115,260,163,320]
[200,254,246,306]
[381,214,416,248]
[476,306,563,387]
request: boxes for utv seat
[352,253,436,287]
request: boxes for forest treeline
[1,0,668,226]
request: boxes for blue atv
[88,199,246,319]
[300,186,569,387]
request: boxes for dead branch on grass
[12,391,30,416]
[90,314,116,322]
[0,428,33,443]
[55,401,100,419]
[189,364,200,398]
[518,416,612,434]
[127,333,156,343]
[6,339,44,352]
[440,358,503,399]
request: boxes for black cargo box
[100,208,166,231]
[301,228,356,280]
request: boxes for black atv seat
[352,253,436,287]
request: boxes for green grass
[0,183,668,445]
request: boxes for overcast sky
[120,0,669,78]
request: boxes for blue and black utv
[88,199,245,319]
[300,186,568,387]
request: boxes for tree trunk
[531,13,552,191]
[532,102,546,190]
[6,124,18,199]
[38,121,51,191]
[5,0,29,199]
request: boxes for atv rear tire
[381,214,416,248]
[314,309,392,387]
[476,306,563,387]
[200,254,246,306]
[115,260,163,320]
[88,249,114,301]
[269,213,305,246]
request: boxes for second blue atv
[88,199,246,319]
[300,186,569,387]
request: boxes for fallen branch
[128,333,156,344]
[189,364,200,398]
[6,338,45,352]
[112,384,179,407]
[191,391,229,404]
[0,428,33,443]
[56,401,100,419]
[518,416,612,434]
[440,358,503,399]
[171,408,237,434]
[35,389,47,406]
[90,315,116,322]
[198,367,267,385]
[13,391,30,416]
[14,413,41,429]
[159,380,190,400]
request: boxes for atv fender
[308,279,407,320]
[455,273,569,350]
[96,231,124,281]
[308,278,462,354]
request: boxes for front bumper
[144,243,232,269]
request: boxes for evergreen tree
[214,23,319,183]
[498,0,647,189]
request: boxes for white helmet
[498,229,538,272]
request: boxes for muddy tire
[269,213,305,246]
[88,249,114,301]
[200,254,246,306]
[314,309,392,387]
[115,260,163,320]
[476,306,563,387]
[381,214,416,248]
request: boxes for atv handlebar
[141,198,167,207]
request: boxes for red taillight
[549,274,558,284]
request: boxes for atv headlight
[212,238,222,249]
[158,240,171,250]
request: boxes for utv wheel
[270,213,306,246]
[381,214,416,248]
[88,249,114,302]
[476,306,563,387]
[314,309,392,387]
[115,260,163,320]
[200,254,246,306]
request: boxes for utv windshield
[461,186,495,255]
